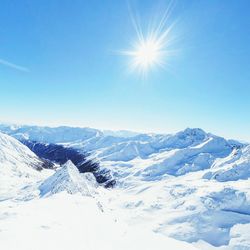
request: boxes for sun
[121,30,172,77]
[133,39,161,71]
[119,4,177,77]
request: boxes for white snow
[1,125,250,249]
[0,193,198,250]
[204,145,250,182]
[0,132,197,250]
[39,160,98,197]
[0,132,51,200]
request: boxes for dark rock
[22,140,116,187]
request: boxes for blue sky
[0,0,250,140]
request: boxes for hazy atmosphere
[1,0,250,140]
[1,2,250,250]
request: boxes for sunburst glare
[120,2,178,77]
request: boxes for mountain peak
[39,160,98,197]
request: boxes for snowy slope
[0,130,198,250]
[0,132,53,199]
[0,125,241,164]
[204,145,250,181]
[1,124,250,249]
[0,192,198,250]
[5,124,249,184]
[0,124,101,143]
[0,132,44,172]
[39,160,98,197]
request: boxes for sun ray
[120,2,178,78]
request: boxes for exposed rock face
[22,140,116,188]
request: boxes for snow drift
[1,124,250,249]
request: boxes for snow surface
[39,160,98,197]
[0,132,51,200]
[1,125,250,249]
[0,133,197,250]
[0,193,198,250]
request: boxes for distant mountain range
[0,124,249,182]
[0,123,250,249]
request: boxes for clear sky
[0,0,250,141]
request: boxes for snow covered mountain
[1,124,250,249]
[2,124,248,182]
[21,140,116,187]
[0,131,48,172]
[204,145,250,182]
[0,128,198,250]
[0,133,48,184]
[0,132,53,198]
[0,124,241,161]
[39,160,98,197]
[0,124,102,143]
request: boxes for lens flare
[132,39,161,70]
[120,3,177,77]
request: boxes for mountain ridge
[1,124,250,249]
